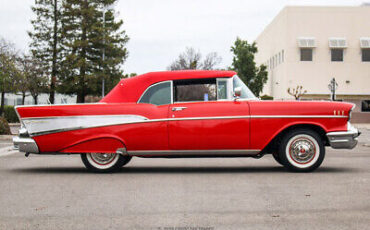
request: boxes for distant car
[13,70,360,172]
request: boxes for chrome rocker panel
[326,124,360,149]
[13,136,39,153]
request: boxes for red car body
[13,70,359,172]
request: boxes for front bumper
[326,124,360,149]
[13,136,39,153]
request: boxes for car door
[133,81,172,151]
[168,78,250,152]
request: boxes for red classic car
[13,70,359,172]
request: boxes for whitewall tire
[279,129,325,172]
[81,153,132,173]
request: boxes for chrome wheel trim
[285,134,320,169]
[86,153,119,170]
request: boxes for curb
[353,124,370,129]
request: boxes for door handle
[172,107,187,111]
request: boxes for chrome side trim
[127,149,261,156]
[136,115,347,123]
[167,115,250,121]
[20,114,349,137]
[116,147,128,156]
[250,115,348,119]
[14,102,105,109]
[13,136,39,153]
[22,115,148,137]
[22,114,348,121]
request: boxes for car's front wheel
[272,153,283,166]
[279,129,325,172]
[81,153,132,173]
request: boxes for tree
[230,37,268,97]
[60,0,129,103]
[29,0,63,104]
[0,38,18,115]
[168,47,222,70]
[14,56,30,105]
[16,54,48,104]
[287,85,307,100]
[122,73,137,78]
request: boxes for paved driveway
[0,130,369,230]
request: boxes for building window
[282,50,284,62]
[331,49,343,62]
[272,57,274,68]
[300,48,312,61]
[275,54,278,66]
[362,100,370,112]
[362,49,370,62]
[17,98,23,105]
[61,98,68,104]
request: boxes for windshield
[232,75,257,99]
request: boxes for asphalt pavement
[0,129,370,230]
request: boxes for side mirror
[233,87,242,100]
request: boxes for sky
[0,0,366,75]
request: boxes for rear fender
[59,136,126,154]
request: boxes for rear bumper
[13,136,39,153]
[327,124,360,149]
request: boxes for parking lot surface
[0,129,369,230]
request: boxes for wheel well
[261,124,328,154]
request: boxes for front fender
[250,119,339,150]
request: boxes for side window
[139,82,171,106]
[217,79,228,100]
[174,78,216,102]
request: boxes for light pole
[102,3,115,97]
[328,78,338,101]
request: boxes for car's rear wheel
[279,129,325,172]
[81,153,132,173]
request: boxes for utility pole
[328,78,338,101]
[101,9,106,98]
[101,3,115,98]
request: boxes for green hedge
[260,94,274,100]
[4,105,19,123]
[0,117,11,135]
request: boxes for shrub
[4,105,19,123]
[260,94,274,100]
[0,117,11,135]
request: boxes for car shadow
[10,165,359,174]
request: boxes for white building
[255,6,370,117]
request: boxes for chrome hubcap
[90,153,116,165]
[290,138,316,164]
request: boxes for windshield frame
[231,75,258,100]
